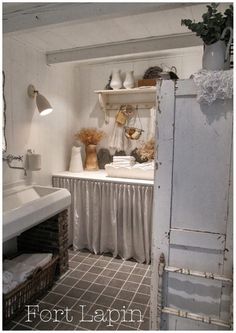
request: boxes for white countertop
[52,170,154,186]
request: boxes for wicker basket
[3,255,59,324]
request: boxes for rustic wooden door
[150,80,233,330]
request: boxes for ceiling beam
[46,33,202,65]
[3,3,190,34]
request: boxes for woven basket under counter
[3,255,59,324]
[17,210,69,276]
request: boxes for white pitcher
[69,146,83,173]
[124,70,135,89]
[202,27,233,71]
[110,69,122,90]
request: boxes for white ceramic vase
[110,69,122,90]
[202,27,233,71]
[124,70,135,89]
[69,146,83,173]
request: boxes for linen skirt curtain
[52,177,153,263]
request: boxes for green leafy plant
[181,3,233,45]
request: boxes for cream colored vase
[202,27,233,71]
[69,146,83,173]
[110,69,122,90]
[124,70,135,89]
[85,144,99,171]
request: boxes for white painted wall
[75,46,202,158]
[3,36,78,186]
[2,35,203,186]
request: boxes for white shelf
[94,87,156,95]
[94,87,157,123]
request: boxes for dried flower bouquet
[75,128,105,145]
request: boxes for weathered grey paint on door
[151,80,233,330]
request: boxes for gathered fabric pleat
[52,177,153,263]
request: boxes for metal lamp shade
[36,93,53,116]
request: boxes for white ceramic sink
[3,185,71,242]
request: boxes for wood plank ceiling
[3,3,226,64]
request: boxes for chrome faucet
[3,154,27,176]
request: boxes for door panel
[151,80,233,330]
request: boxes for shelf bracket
[98,93,109,124]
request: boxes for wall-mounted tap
[3,154,27,176]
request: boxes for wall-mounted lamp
[28,84,53,116]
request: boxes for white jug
[202,27,233,71]
[69,146,83,173]
[110,69,122,90]
[124,70,135,89]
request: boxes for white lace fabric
[192,69,233,105]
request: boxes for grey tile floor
[5,250,151,331]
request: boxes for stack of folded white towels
[3,253,52,294]
[112,156,136,167]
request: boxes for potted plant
[181,3,233,70]
[75,128,105,171]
